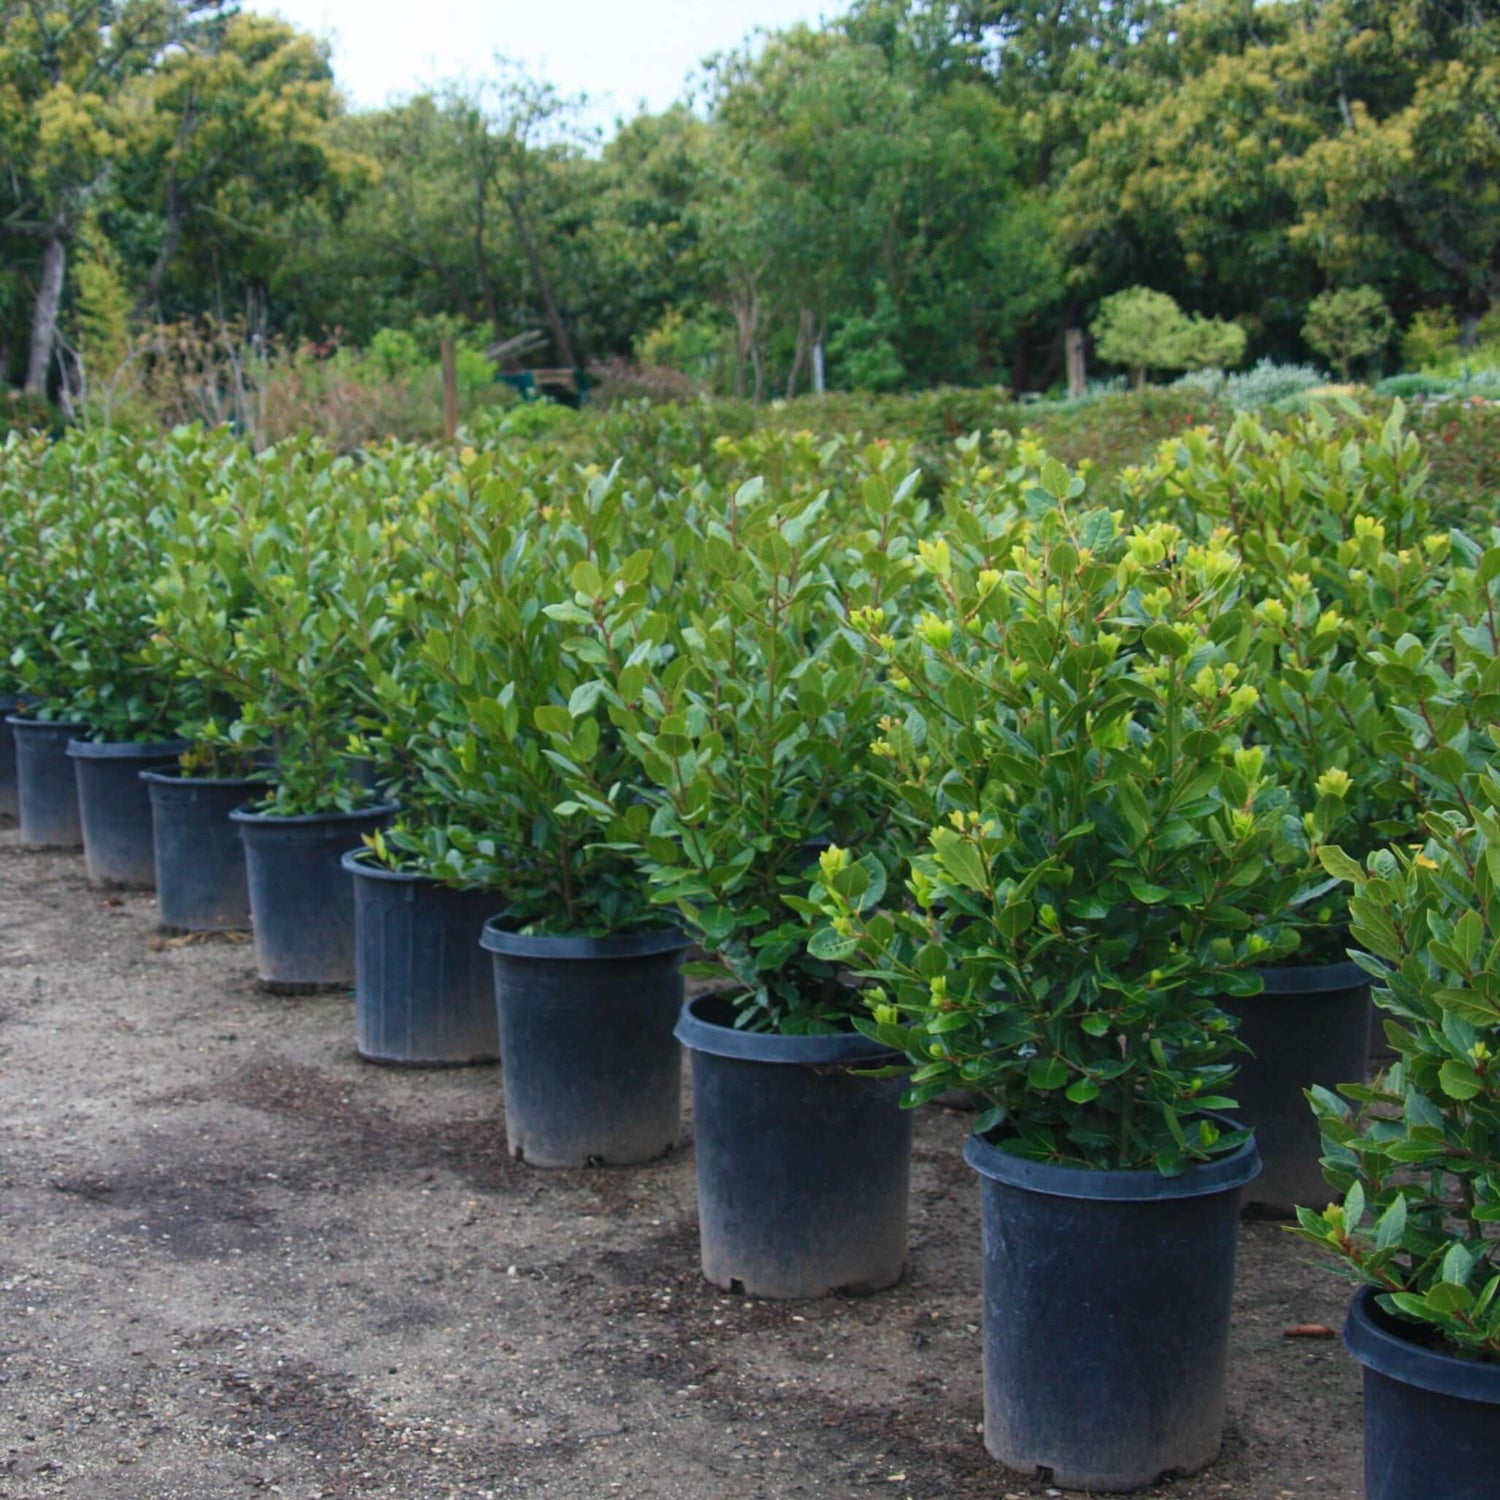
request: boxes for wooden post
[440,337,459,441]
[1065,328,1087,400]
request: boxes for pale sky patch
[244,0,845,132]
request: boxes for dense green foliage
[812,477,1306,1173]
[1293,531,1500,1360]
[3,392,1498,1268]
[8,0,1500,408]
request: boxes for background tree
[1090,285,1246,387]
[1302,285,1395,379]
[0,0,230,394]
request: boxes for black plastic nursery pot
[1346,1286,1500,1500]
[230,802,398,990]
[675,993,913,1300]
[343,851,502,1066]
[964,1129,1260,1493]
[8,716,89,848]
[142,770,263,931]
[1221,959,1370,1216]
[479,919,689,1168]
[0,697,20,819]
[67,737,189,889]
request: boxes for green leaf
[1374,1194,1408,1252]
[1439,1059,1485,1101]
[807,926,857,962]
[1028,1057,1069,1091]
[930,826,991,895]
[1040,458,1071,500]
[995,900,1035,941]
[928,1012,970,1034]
[533,704,572,736]
[1065,1077,1101,1104]
[570,559,603,596]
[1317,846,1365,884]
[1442,1242,1475,1287]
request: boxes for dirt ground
[0,828,1365,1500]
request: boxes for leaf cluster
[812,457,1306,1171]
[1295,528,1500,1359]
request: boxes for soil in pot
[142,769,264,931]
[1220,960,1370,1216]
[1345,1286,1500,1500]
[480,920,689,1168]
[344,851,501,1066]
[965,1128,1260,1493]
[231,802,398,991]
[675,992,912,1299]
[68,737,189,889]
[8,716,90,848]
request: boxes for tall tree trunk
[731,290,759,399]
[25,228,67,396]
[785,306,813,400]
[505,192,576,368]
[135,187,185,318]
[474,176,502,346]
[135,185,186,318]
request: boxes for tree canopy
[4,0,1498,403]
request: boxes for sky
[244,0,843,130]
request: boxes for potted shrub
[331,457,517,1067]
[1,430,202,868]
[1295,530,1500,1498]
[0,434,40,821]
[142,460,272,932]
[567,465,929,1297]
[152,441,400,985]
[0,432,93,847]
[1134,404,1445,1211]
[814,464,1303,1491]
[390,462,686,1162]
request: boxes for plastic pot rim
[7,715,90,734]
[479,915,688,962]
[229,800,401,828]
[67,736,190,760]
[964,1124,1261,1203]
[1345,1285,1500,1403]
[339,846,505,898]
[675,990,901,1065]
[140,767,266,790]
[1253,957,1371,994]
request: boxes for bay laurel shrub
[1125,403,1449,958]
[1295,531,1500,1356]
[361,457,677,933]
[149,437,422,812]
[813,460,1305,1172]
[0,428,231,736]
[560,451,931,1032]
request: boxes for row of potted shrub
[0,402,1491,1496]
